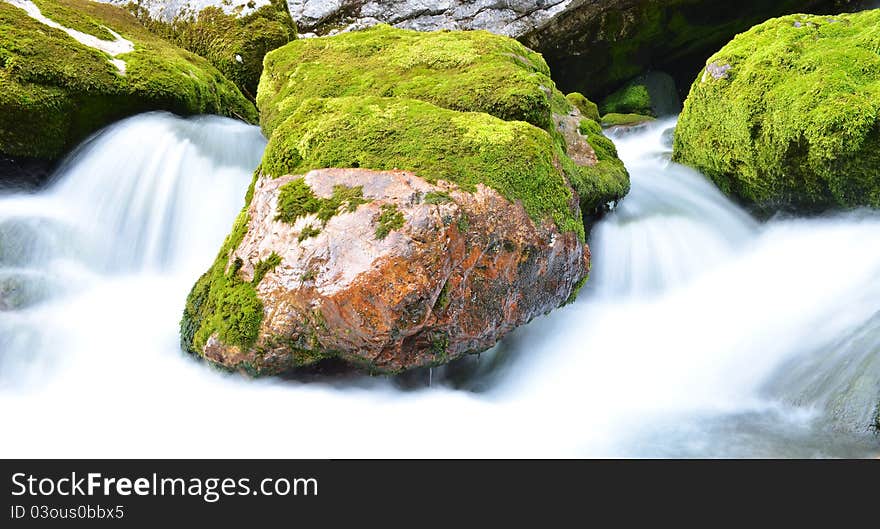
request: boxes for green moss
[429,331,450,359]
[423,191,453,204]
[132,0,296,99]
[600,82,653,116]
[262,96,584,239]
[0,0,256,161]
[601,113,656,128]
[275,178,369,225]
[673,11,880,212]
[564,273,590,305]
[375,203,405,239]
[31,0,115,40]
[567,118,630,217]
[433,280,451,313]
[252,252,282,285]
[181,196,263,355]
[298,223,321,241]
[565,92,600,121]
[456,214,470,234]
[256,24,570,139]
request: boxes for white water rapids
[1,112,878,457]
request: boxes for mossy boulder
[181,26,609,376]
[131,0,297,99]
[0,0,256,162]
[257,24,572,139]
[257,24,629,220]
[673,11,880,213]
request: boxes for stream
[1,112,878,457]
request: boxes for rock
[191,167,589,374]
[289,0,572,38]
[181,27,603,375]
[673,10,880,213]
[0,0,256,163]
[600,71,680,117]
[123,0,297,98]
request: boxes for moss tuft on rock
[0,0,257,162]
[565,92,600,122]
[572,118,630,215]
[275,178,369,225]
[375,203,405,239]
[673,10,880,213]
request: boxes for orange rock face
[201,168,590,374]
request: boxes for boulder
[0,0,256,162]
[673,10,880,213]
[181,27,612,375]
[190,166,589,374]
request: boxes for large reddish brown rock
[201,167,590,374]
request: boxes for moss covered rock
[131,0,296,99]
[182,26,612,375]
[673,11,880,213]
[257,24,571,138]
[257,24,629,220]
[0,0,256,162]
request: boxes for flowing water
[1,112,878,457]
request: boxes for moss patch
[256,24,571,139]
[423,191,453,204]
[275,178,369,225]
[132,0,296,99]
[571,118,630,217]
[252,252,282,285]
[600,82,653,116]
[673,10,880,212]
[262,96,584,239]
[375,204,404,239]
[601,113,656,128]
[181,206,263,355]
[0,0,256,161]
[565,92,600,121]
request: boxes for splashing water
[1,113,878,457]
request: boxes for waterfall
[1,113,877,457]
